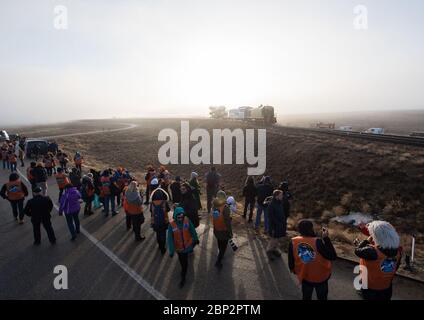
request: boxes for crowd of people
[0,138,403,299]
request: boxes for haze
[1,0,424,126]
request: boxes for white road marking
[15,126,168,300]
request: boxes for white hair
[367,221,400,249]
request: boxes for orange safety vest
[100,176,111,196]
[123,191,143,215]
[55,173,70,189]
[212,205,228,232]
[170,217,193,252]
[292,236,332,284]
[6,180,25,201]
[360,246,401,290]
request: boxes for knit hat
[150,178,159,186]
[173,206,185,219]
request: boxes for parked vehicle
[24,139,49,158]
[0,130,10,142]
[339,126,353,132]
[364,128,385,135]
[209,106,228,119]
[314,122,335,129]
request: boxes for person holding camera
[212,190,233,270]
[167,207,199,288]
[354,221,402,300]
[288,220,337,300]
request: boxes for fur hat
[367,221,400,249]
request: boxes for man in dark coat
[255,176,273,233]
[205,166,221,214]
[179,182,200,228]
[170,176,182,204]
[267,190,286,260]
[32,162,48,196]
[24,186,56,245]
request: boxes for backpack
[151,201,167,231]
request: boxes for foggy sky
[1,0,424,125]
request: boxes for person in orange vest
[123,181,145,241]
[212,190,233,269]
[55,167,70,201]
[27,161,37,191]
[0,173,29,224]
[74,151,83,171]
[8,151,18,173]
[100,170,117,217]
[288,220,337,300]
[167,207,199,288]
[81,173,95,216]
[354,221,402,300]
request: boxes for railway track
[269,125,424,147]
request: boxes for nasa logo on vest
[380,258,397,273]
[297,243,316,263]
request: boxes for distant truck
[364,128,385,135]
[0,130,10,142]
[410,132,424,138]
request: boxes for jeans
[11,199,25,220]
[243,198,255,220]
[10,162,17,172]
[302,280,329,300]
[255,204,269,232]
[156,229,167,253]
[178,252,189,279]
[126,214,144,240]
[2,160,9,170]
[103,195,115,215]
[65,211,80,237]
[32,218,56,244]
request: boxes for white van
[364,128,385,135]
[339,126,353,132]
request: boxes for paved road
[1,126,424,300]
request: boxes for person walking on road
[73,151,83,171]
[69,167,82,189]
[150,180,170,254]
[8,151,18,172]
[59,184,82,241]
[144,165,156,204]
[32,162,48,196]
[288,220,337,300]
[189,172,202,211]
[24,186,56,245]
[267,190,286,260]
[100,170,117,217]
[179,182,200,228]
[55,167,70,201]
[255,176,273,234]
[81,174,95,216]
[123,181,145,241]
[242,176,257,222]
[1,144,9,170]
[278,180,293,219]
[27,161,37,191]
[354,221,402,301]
[167,207,199,288]
[205,167,221,214]
[170,176,182,204]
[1,173,29,224]
[212,190,233,269]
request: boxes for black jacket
[32,166,47,183]
[256,183,273,205]
[24,195,54,222]
[242,184,257,201]
[354,240,401,268]
[170,181,182,203]
[268,198,286,238]
[180,189,199,228]
[288,236,337,273]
